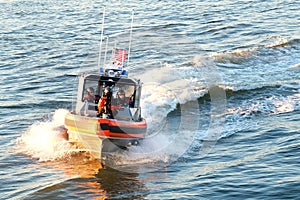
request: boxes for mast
[127,9,134,67]
[103,36,109,70]
[97,7,106,70]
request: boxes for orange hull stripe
[108,120,146,128]
[96,130,111,137]
[96,131,144,138]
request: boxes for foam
[15,109,71,162]
[289,62,300,69]
[138,62,207,133]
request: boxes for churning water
[1,0,300,199]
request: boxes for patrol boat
[63,10,147,159]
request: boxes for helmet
[118,90,125,95]
[87,87,94,93]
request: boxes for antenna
[127,9,134,67]
[103,36,109,70]
[97,7,106,70]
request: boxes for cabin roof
[84,74,139,85]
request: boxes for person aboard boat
[114,89,134,108]
[97,87,113,118]
[83,87,95,103]
[83,87,100,111]
[116,90,128,106]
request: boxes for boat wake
[227,93,300,117]
[15,109,73,162]
[15,36,299,170]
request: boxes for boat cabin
[74,73,143,122]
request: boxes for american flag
[114,48,127,62]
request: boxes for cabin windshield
[111,83,135,107]
[82,79,100,103]
[98,80,138,120]
[78,75,141,120]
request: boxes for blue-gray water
[1,0,300,199]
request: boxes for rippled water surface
[1,0,300,199]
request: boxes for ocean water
[1,0,300,199]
